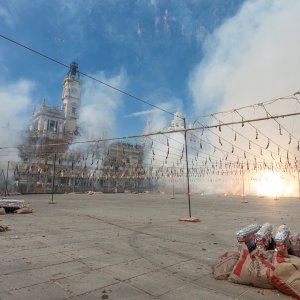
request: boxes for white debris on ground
[86,191,103,195]
[0,199,33,214]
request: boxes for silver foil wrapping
[255,223,273,256]
[236,224,261,253]
[275,224,290,257]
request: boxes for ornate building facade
[20,62,81,160]
[14,62,148,194]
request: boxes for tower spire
[68,62,80,79]
[62,62,81,135]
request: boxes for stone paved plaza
[1,192,299,299]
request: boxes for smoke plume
[188,0,300,196]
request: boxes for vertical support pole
[0,170,5,197]
[108,173,110,193]
[137,171,140,194]
[171,164,175,199]
[298,170,300,199]
[49,154,56,204]
[259,170,262,197]
[4,161,9,197]
[241,168,248,203]
[183,118,192,218]
[72,164,75,193]
[242,169,245,202]
[26,170,29,193]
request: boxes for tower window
[72,107,77,115]
[34,120,38,130]
[47,120,58,132]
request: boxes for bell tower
[62,62,80,135]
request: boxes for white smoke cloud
[188,0,300,196]
[144,90,183,132]
[0,7,14,27]
[189,0,300,114]
[127,109,158,118]
[79,69,128,140]
[0,79,34,166]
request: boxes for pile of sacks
[0,199,33,214]
[0,225,9,232]
[213,223,300,299]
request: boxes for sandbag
[290,234,300,258]
[212,250,240,280]
[270,255,300,300]
[15,207,33,214]
[228,249,274,289]
[0,225,9,232]
[0,207,5,215]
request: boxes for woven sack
[290,234,300,258]
[15,207,33,214]
[269,254,300,299]
[228,249,274,289]
[212,250,240,280]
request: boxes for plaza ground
[1,192,299,299]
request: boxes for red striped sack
[269,254,300,299]
[212,250,240,280]
[290,234,300,258]
[228,249,274,289]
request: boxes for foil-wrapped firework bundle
[236,224,261,253]
[275,224,290,257]
[255,223,274,254]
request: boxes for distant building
[20,62,81,160]
[14,63,150,194]
[169,112,184,130]
[101,142,145,192]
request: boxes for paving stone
[42,261,91,280]
[0,282,72,300]
[127,269,187,297]
[165,260,211,281]
[159,282,234,300]
[60,246,106,260]
[0,269,49,293]
[194,274,250,298]
[0,253,73,276]
[78,282,153,300]
[102,258,161,281]
[235,286,290,299]
[1,194,300,299]
[55,269,119,296]
[80,252,142,270]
